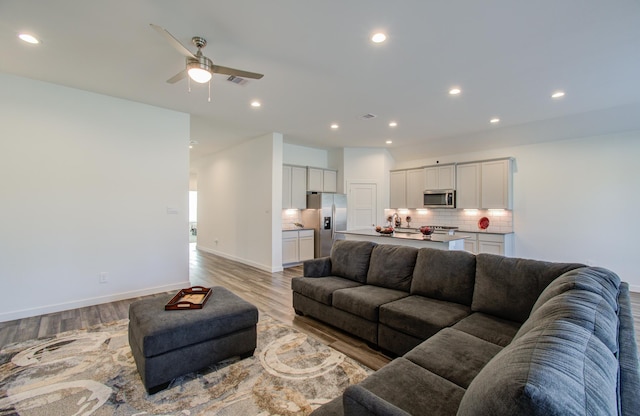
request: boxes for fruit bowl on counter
[375,226,394,235]
[419,226,434,239]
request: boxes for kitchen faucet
[391,212,401,228]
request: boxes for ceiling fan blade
[212,65,264,79]
[150,23,196,59]
[166,70,187,84]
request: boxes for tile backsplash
[283,208,513,233]
[282,209,302,229]
[383,208,513,233]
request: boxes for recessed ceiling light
[389,121,397,127]
[371,33,387,43]
[330,123,339,129]
[385,140,393,144]
[449,88,461,95]
[551,91,565,99]
[250,100,261,107]
[490,118,500,124]
[18,33,39,44]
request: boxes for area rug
[0,314,372,415]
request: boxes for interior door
[347,182,377,230]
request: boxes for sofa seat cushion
[344,358,465,416]
[379,296,470,341]
[332,285,409,322]
[367,244,418,291]
[471,254,585,323]
[404,328,503,389]
[530,266,620,314]
[411,248,476,305]
[291,276,362,306]
[452,312,520,347]
[457,320,619,416]
[514,289,619,353]
[330,240,376,283]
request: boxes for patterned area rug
[0,314,372,415]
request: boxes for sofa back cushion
[330,240,376,283]
[457,320,618,416]
[513,289,619,353]
[471,254,584,323]
[410,248,476,305]
[530,267,620,315]
[367,245,418,291]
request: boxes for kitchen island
[336,229,467,251]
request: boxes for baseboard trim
[197,245,282,273]
[0,281,190,323]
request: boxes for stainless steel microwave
[423,190,456,208]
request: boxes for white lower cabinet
[283,230,315,266]
[456,232,513,256]
[478,233,505,255]
[282,231,299,264]
[456,232,478,254]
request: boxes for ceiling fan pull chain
[188,76,191,93]
[208,80,211,102]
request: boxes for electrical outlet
[99,272,108,283]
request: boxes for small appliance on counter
[301,193,347,258]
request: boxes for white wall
[283,143,328,167]
[393,132,640,290]
[0,74,190,321]
[197,133,283,272]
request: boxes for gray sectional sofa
[291,240,640,415]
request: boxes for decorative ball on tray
[375,225,394,235]
[419,226,433,239]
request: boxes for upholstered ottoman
[128,286,258,393]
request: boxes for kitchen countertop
[456,228,514,235]
[282,227,315,231]
[337,229,467,243]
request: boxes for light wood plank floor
[1,245,639,371]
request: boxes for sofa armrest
[617,283,640,416]
[303,257,332,277]
[343,385,411,416]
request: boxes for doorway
[189,191,197,244]
[347,182,378,229]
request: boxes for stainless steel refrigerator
[301,193,347,258]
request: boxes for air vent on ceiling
[227,75,249,86]
[361,113,377,119]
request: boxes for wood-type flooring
[1,244,639,372]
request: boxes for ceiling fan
[150,23,264,86]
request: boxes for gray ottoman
[128,286,258,393]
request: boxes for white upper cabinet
[323,169,337,193]
[425,164,456,190]
[389,170,407,208]
[456,163,481,208]
[406,168,426,209]
[481,159,512,209]
[307,167,337,192]
[456,158,512,209]
[283,165,307,209]
[307,167,324,192]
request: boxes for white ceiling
[2,0,640,164]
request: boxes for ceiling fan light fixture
[187,65,212,83]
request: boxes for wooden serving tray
[165,286,212,310]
